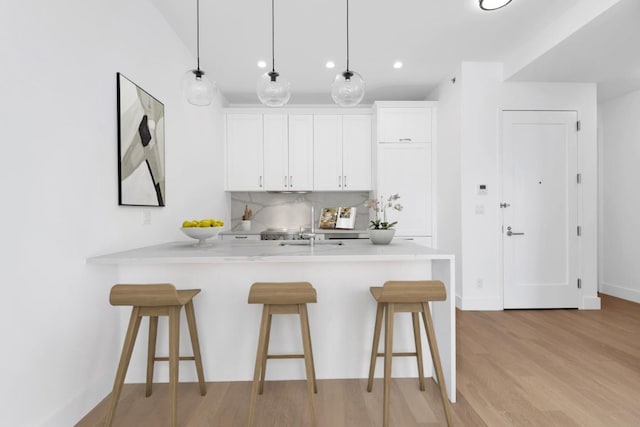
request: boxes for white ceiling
[151,0,637,104]
[510,0,640,102]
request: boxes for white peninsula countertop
[88,240,456,402]
[88,239,454,264]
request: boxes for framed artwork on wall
[117,73,165,206]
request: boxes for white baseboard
[600,282,640,304]
[581,295,601,310]
[456,295,502,311]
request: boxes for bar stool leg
[248,305,270,427]
[299,304,317,427]
[411,312,426,391]
[302,307,318,394]
[185,300,207,396]
[383,303,395,427]
[168,306,181,427]
[105,307,142,427]
[146,316,158,397]
[258,312,272,395]
[421,302,453,427]
[367,303,384,392]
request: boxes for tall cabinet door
[377,143,432,236]
[313,115,343,190]
[226,114,263,191]
[288,115,314,191]
[263,114,289,191]
[342,115,372,191]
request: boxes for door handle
[284,176,288,187]
[506,226,524,236]
[338,176,342,188]
[343,175,347,188]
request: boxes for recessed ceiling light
[393,61,403,69]
[257,60,267,68]
[325,61,335,69]
[479,0,512,11]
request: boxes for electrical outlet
[476,279,484,289]
[475,204,485,215]
[143,209,151,225]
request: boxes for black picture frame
[117,73,165,207]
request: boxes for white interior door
[502,111,579,309]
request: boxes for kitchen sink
[278,240,344,247]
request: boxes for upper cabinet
[226,114,264,191]
[263,114,314,191]
[376,102,433,143]
[313,114,371,191]
[226,108,371,192]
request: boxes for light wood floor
[76,294,640,426]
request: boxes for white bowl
[180,227,220,246]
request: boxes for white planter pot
[240,220,252,231]
[368,229,396,245]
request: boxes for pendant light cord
[346,0,350,72]
[196,0,201,71]
[271,0,275,73]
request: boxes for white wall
[435,62,599,310]
[599,90,640,303]
[0,1,226,425]
[430,67,463,301]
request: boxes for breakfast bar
[88,239,456,402]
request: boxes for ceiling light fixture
[325,61,336,69]
[181,0,215,106]
[256,0,291,107]
[257,60,267,68]
[331,0,365,107]
[393,61,403,69]
[479,0,512,11]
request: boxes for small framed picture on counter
[335,207,357,229]
[319,206,357,229]
[319,207,338,229]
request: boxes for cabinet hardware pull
[235,236,248,239]
[344,175,347,188]
[259,176,263,188]
[399,138,412,142]
[284,176,287,187]
[338,176,342,188]
[289,176,292,187]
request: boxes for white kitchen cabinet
[287,115,314,191]
[226,114,264,191]
[376,104,432,143]
[313,114,371,191]
[377,142,432,237]
[263,114,313,191]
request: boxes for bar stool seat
[367,280,453,427]
[105,283,206,427]
[247,282,318,427]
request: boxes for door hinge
[577,278,582,289]
[577,226,582,236]
[576,120,581,131]
[577,173,582,184]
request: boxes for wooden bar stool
[247,282,318,427]
[366,280,453,427]
[105,283,207,427]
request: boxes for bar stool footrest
[267,354,305,360]
[375,352,419,357]
[154,356,197,362]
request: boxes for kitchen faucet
[300,205,316,247]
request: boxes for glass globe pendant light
[181,0,215,106]
[332,0,365,107]
[256,0,291,107]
